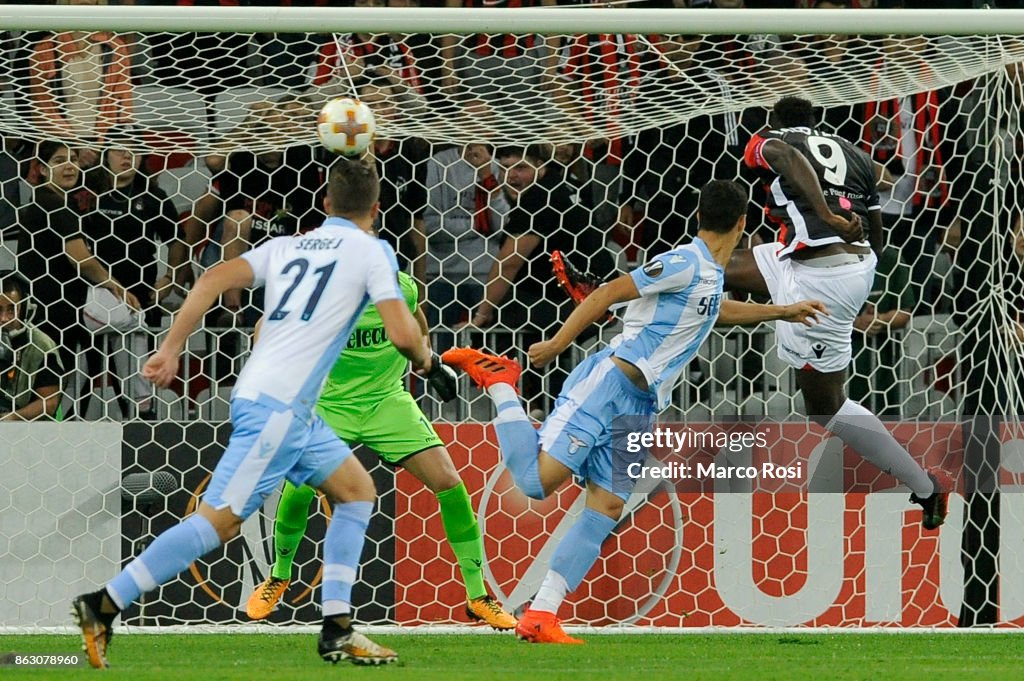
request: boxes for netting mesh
[1,19,1024,630]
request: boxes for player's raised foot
[910,470,952,531]
[515,608,583,644]
[318,628,398,666]
[551,250,602,306]
[441,347,522,390]
[71,591,114,669]
[466,595,518,630]
[246,576,290,620]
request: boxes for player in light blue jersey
[443,180,826,644]
[72,159,433,669]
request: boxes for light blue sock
[551,508,618,590]
[322,500,373,617]
[488,384,544,500]
[106,514,220,609]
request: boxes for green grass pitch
[3,633,1023,680]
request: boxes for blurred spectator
[552,140,627,264]
[623,34,742,258]
[252,0,330,90]
[862,37,954,312]
[182,133,324,326]
[312,2,427,102]
[354,78,430,275]
[143,0,252,126]
[470,144,615,410]
[86,128,181,324]
[849,248,915,416]
[441,0,559,121]
[0,137,31,242]
[422,141,507,329]
[0,270,63,421]
[82,131,183,418]
[28,0,135,168]
[17,141,139,417]
[553,31,650,142]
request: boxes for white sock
[826,399,934,497]
[322,600,350,618]
[486,383,519,409]
[531,570,569,615]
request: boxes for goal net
[2,6,1023,631]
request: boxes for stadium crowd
[0,0,1021,421]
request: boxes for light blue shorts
[539,351,656,501]
[204,396,353,518]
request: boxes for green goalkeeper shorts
[315,390,444,465]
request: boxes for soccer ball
[316,98,376,157]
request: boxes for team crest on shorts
[567,435,587,455]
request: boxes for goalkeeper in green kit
[246,271,517,630]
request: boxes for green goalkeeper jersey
[320,271,419,405]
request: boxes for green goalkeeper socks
[271,481,317,581]
[436,481,488,600]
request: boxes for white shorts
[752,243,877,373]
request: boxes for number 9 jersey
[234,216,403,418]
[744,126,878,257]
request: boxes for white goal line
[4,625,1023,636]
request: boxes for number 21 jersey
[235,216,402,416]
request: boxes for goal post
[0,5,1022,631]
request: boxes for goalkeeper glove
[424,353,458,402]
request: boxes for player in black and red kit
[727,96,949,530]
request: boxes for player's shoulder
[646,244,702,276]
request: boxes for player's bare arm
[717,298,828,328]
[529,274,640,368]
[144,258,255,387]
[868,209,884,257]
[760,138,862,242]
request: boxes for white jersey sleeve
[630,250,698,297]
[365,239,403,304]
[240,237,284,289]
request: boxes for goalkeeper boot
[466,595,518,630]
[910,470,952,531]
[71,591,115,669]
[551,250,602,306]
[318,626,398,666]
[246,576,290,620]
[515,608,583,644]
[441,347,522,390]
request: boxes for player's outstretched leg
[825,397,950,530]
[246,481,317,620]
[73,513,223,668]
[516,485,621,645]
[800,371,950,530]
[442,348,546,500]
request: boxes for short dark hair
[495,144,551,165]
[772,96,817,129]
[0,270,29,300]
[36,140,72,165]
[327,157,380,217]
[698,180,748,233]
